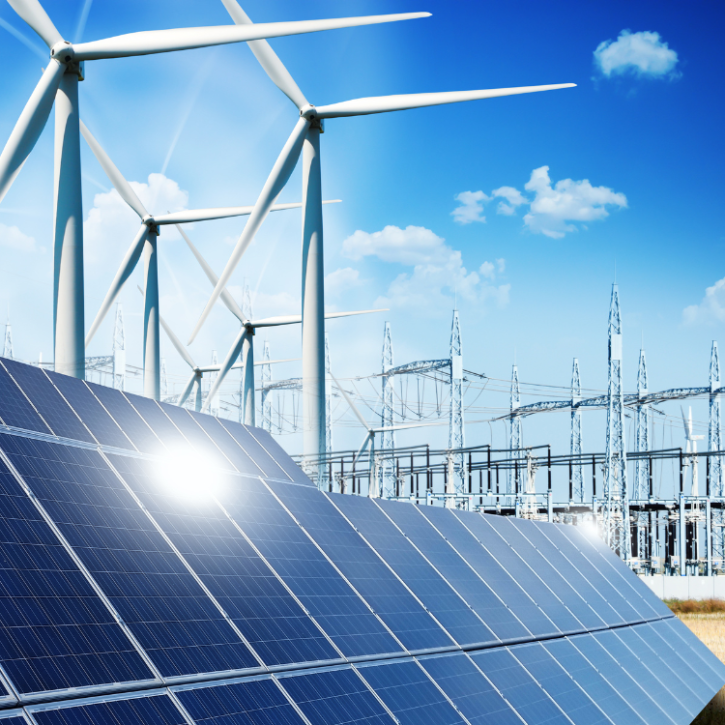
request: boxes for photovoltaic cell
[543,638,646,725]
[269,481,452,652]
[0,717,25,725]
[423,508,556,637]
[511,518,624,627]
[0,437,258,678]
[280,667,394,725]
[43,372,132,450]
[85,382,162,455]
[31,693,186,725]
[243,426,313,485]
[0,360,93,445]
[0,359,52,436]
[110,453,340,667]
[175,678,305,725]
[419,653,522,725]
[488,517,604,631]
[0,440,152,694]
[358,660,466,725]
[186,411,262,477]
[511,642,611,725]
[470,648,567,725]
[378,500,528,642]
[220,477,403,658]
[333,495,496,647]
[123,394,188,450]
[217,419,292,481]
[461,514,582,635]
[569,632,670,725]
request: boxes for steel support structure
[634,349,650,561]
[379,322,396,498]
[325,332,333,459]
[710,341,723,569]
[570,358,583,502]
[261,341,272,431]
[3,315,13,359]
[112,303,125,390]
[447,310,465,502]
[604,284,629,559]
[509,365,523,494]
[209,350,219,416]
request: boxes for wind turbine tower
[112,303,125,390]
[380,322,395,497]
[570,358,583,502]
[448,310,465,500]
[604,284,629,559]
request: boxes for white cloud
[522,166,627,238]
[479,261,495,280]
[496,258,506,274]
[594,30,679,78]
[84,173,189,264]
[492,186,527,216]
[451,190,489,225]
[325,267,361,298]
[0,223,36,252]
[342,225,451,265]
[683,278,725,325]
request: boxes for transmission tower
[3,314,13,359]
[447,310,465,501]
[603,284,629,559]
[160,357,168,400]
[379,322,396,498]
[634,348,650,561]
[709,341,723,569]
[325,333,333,456]
[261,340,272,431]
[570,358,584,502]
[509,365,523,494]
[242,280,253,321]
[209,350,219,416]
[112,303,126,390]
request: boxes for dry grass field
[668,600,725,724]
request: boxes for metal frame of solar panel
[0,357,722,725]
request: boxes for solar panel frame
[331,495,498,647]
[0,360,94,445]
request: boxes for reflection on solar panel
[0,356,721,724]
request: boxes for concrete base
[639,574,725,600]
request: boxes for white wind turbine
[81,122,324,401]
[176,226,384,424]
[682,406,705,497]
[332,374,430,497]
[189,0,576,466]
[0,0,429,379]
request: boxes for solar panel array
[0,356,721,724]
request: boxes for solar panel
[0,358,722,725]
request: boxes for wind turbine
[0,0,428,379]
[81,122,332,400]
[682,406,705,497]
[189,0,576,467]
[177,226,385,423]
[331,373,430,497]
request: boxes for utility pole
[570,358,583,502]
[604,284,629,559]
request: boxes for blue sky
[0,0,723,477]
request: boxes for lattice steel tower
[379,322,396,498]
[209,350,219,416]
[509,365,523,494]
[570,358,584,502]
[112,303,125,390]
[604,284,629,559]
[325,332,333,457]
[709,341,723,568]
[3,314,13,359]
[160,358,168,401]
[634,348,650,561]
[261,340,272,431]
[448,310,465,499]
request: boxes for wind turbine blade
[80,121,148,219]
[202,327,248,413]
[175,225,246,324]
[355,431,373,462]
[249,315,302,327]
[0,61,63,205]
[85,225,149,347]
[188,117,308,343]
[253,357,299,366]
[330,373,371,432]
[153,199,340,224]
[220,0,309,110]
[324,308,388,320]
[680,406,690,439]
[7,0,62,47]
[315,83,576,119]
[177,373,197,407]
[159,312,196,370]
[72,13,430,61]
